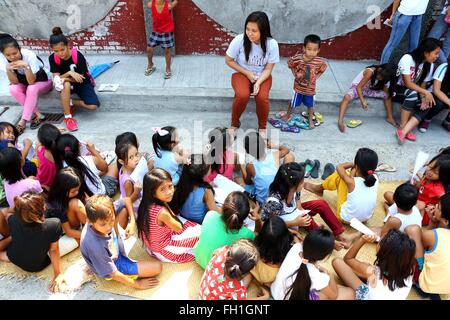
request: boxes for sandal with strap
[30,114,44,130]
[144,65,156,76]
[15,123,25,136]
[164,71,172,79]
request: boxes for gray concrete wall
[0,0,118,38]
[192,0,392,43]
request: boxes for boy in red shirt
[145,0,178,79]
[281,34,327,129]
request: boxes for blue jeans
[380,12,423,64]
[428,14,450,65]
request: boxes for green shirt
[194,210,255,269]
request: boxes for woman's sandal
[30,114,44,130]
[15,123,25,136]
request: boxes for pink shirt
[5,178,43,207]
[205,150,235,183]
[36,147,57,188]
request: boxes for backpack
[54,48,96,87]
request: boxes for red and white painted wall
[0,0,441,60]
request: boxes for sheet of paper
[350,218,380,242]
[213,174,245,204]
[130,157,148,184]
[279,209,311,222]
[98,83,120,92]
[411,151,430,184]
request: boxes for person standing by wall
[380,0,430,64]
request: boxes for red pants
[231,73,272,130]
[302,200,345,236]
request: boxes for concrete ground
[0,55,449,299]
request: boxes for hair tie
[367,170,374,175]
[64,146,71,153]
[152,127,169,137]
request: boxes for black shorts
[72,83,100,107]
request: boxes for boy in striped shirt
[281,34,327,129]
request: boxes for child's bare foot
[386,118,398,128]
[336,232,360,249]
[334,240,345,251]
[338,120,346,133]
[281,113,291,122]
[309,121,315,129]
[304,181,324,197]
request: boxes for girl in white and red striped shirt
[137,168,201,263]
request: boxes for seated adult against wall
[0,34,52,135]
[48,27,100,132]
[225,11,279,134]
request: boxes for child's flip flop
[144,65,156,76]
[164,71,172,79]
[269,118,284,129]
[280,124,301,133]
[347,119,362,128]
[375,163,397,172]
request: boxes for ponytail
[152,126,177,158]
[285,228,335,300]
[224,239,259,280]
[221,192,250,233]
[354,148,378,187]
[285,263,311,300]
[49,27,68,47]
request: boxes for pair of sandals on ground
[144,65,172,79]
[15,112,45,136]
[269,111,324,133]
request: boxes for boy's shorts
[114,254,138,276]
[291,91,314,108]
[148,32,174,49]
[72,83,100,107]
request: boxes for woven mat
[1,181,448,299]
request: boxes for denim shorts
[101,176,118,198]
[114,254,138,276]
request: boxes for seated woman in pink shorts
[337,64,396,133]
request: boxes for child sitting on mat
[80,194,162,289]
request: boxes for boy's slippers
[347,119,362,128]
[301,111,324,124]
[144,65,156,76]
[310,160,321,179]
[164,71,172,79]
[321,163,335,180]
[304,159,315,178]
[269,118,284,129]
[375,163,397,172]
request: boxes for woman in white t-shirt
[392,38,441,144]
[0,34,52,135]
[225,11,279,133]
[271,228,354,300]
[380,0,430,64]
[333,230,415,300]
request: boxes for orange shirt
[287,53,327,96]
